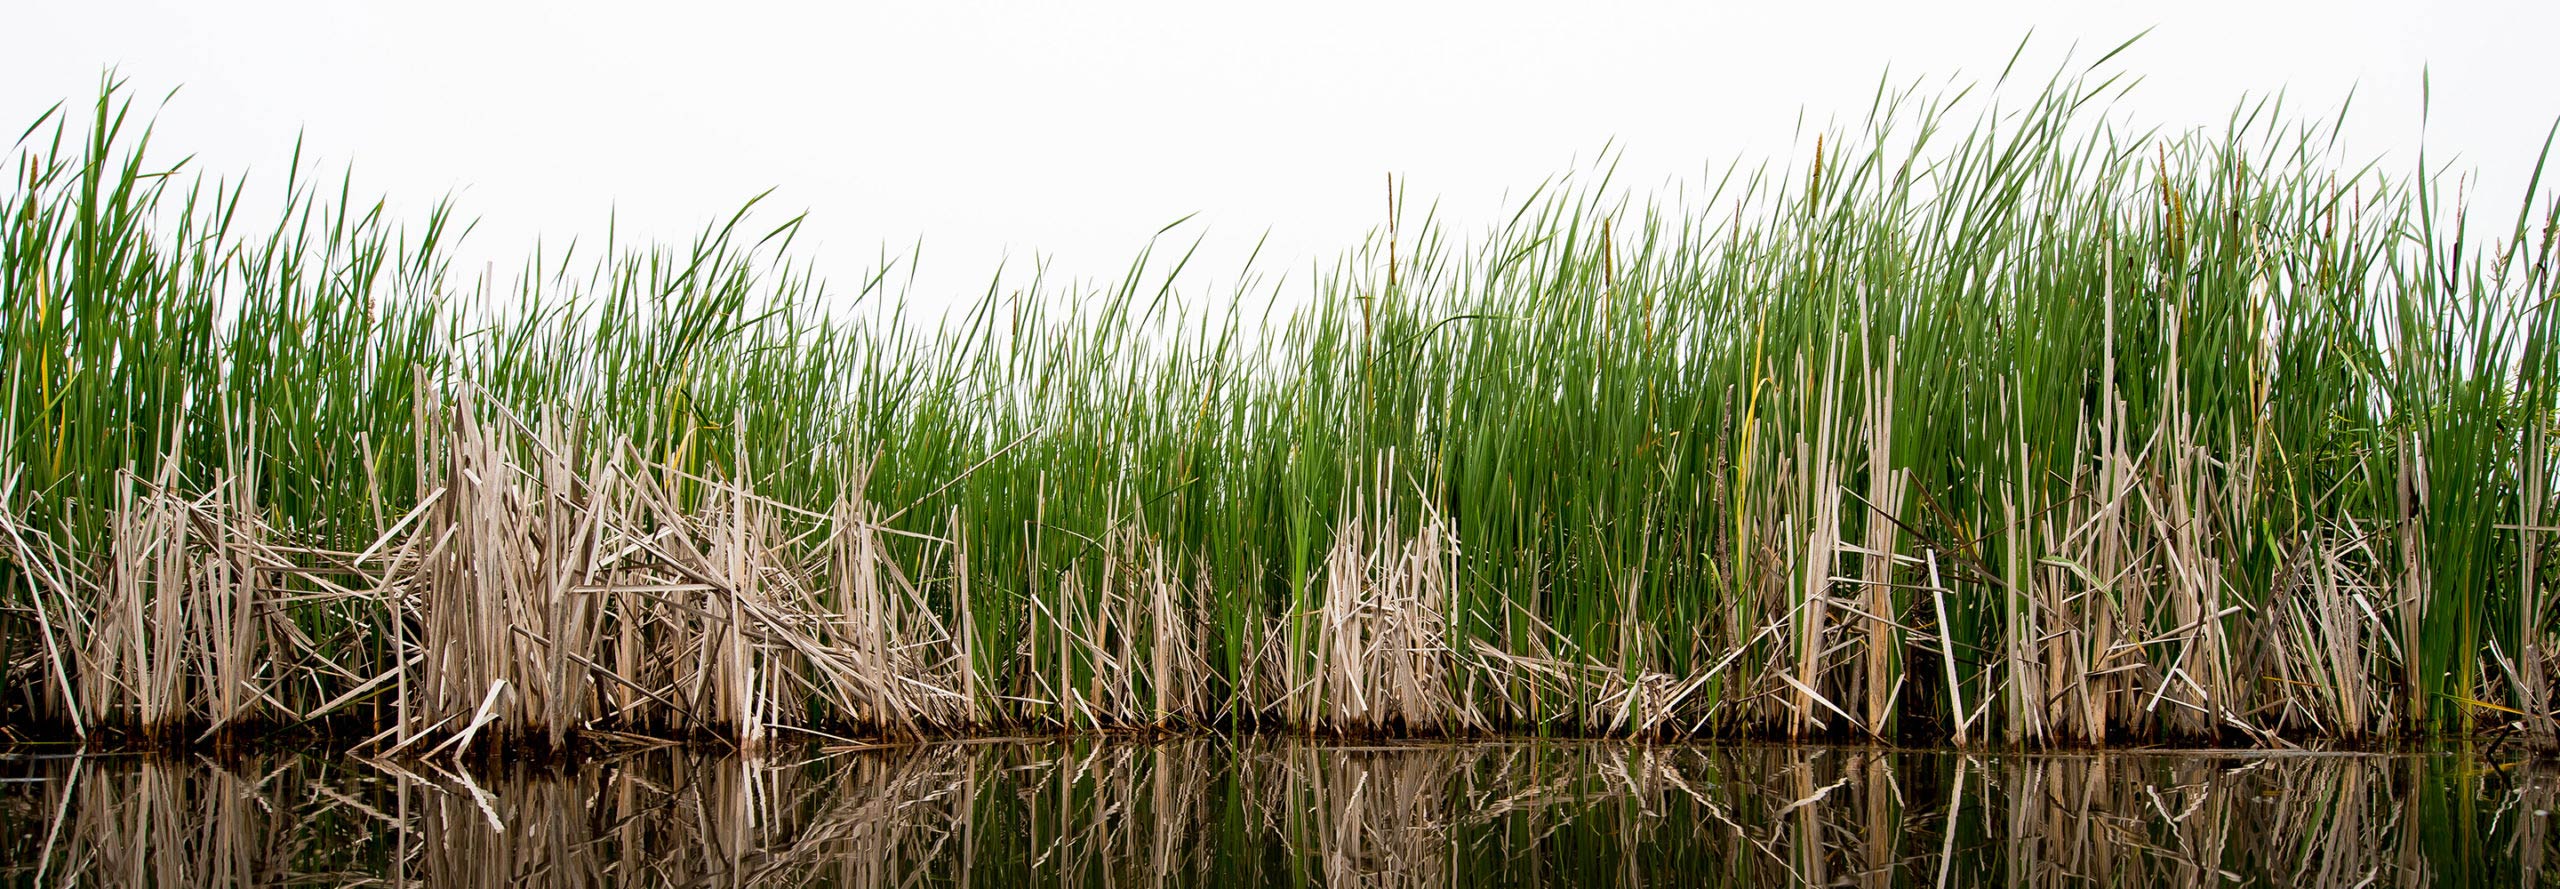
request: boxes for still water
[0,738,2551,886]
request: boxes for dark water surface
[1,738,2553,886]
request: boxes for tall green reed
[2,55,2555,748]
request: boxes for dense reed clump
[3,53,2558,753]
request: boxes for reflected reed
[2,740,2553,887]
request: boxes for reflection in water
[1,740,2553,886]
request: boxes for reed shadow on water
[0,738,2553,887]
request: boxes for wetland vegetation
[4,47,2559,758]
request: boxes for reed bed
[4,51,2560,753]
[1,740,2552,886]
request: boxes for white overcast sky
[8,1,2558,313]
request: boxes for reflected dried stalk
[8,741,2556,887]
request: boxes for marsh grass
[3,50,2559,753]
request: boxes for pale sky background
[8,1,2557,314]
